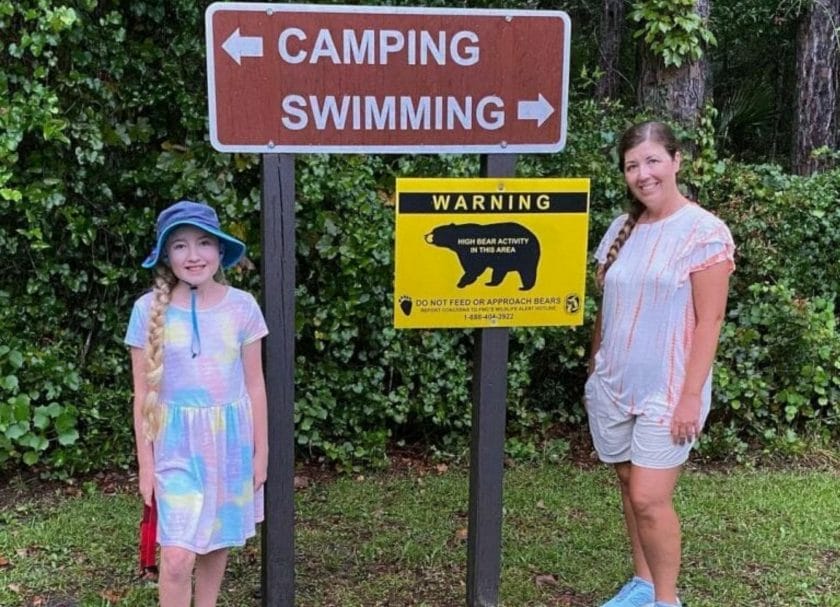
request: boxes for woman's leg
[194,548,230,607]
[159,546,196,607]
[614,462,653,583]
[627,465,682,604]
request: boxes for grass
[0,461,838,606]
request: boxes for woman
[586,122,735,607]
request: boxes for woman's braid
[597,200,644,289]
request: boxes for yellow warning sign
[394,177,590,329]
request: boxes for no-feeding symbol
[425,222,540,290]
[394,177,590,329]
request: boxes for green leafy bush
[0,323,80,469]
[712,284,840,450]
[704,162,840,320]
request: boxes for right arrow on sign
[517,94,554,127]
[222,28,263,65]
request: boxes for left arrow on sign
[517,94,554,127]
[222,28,263,65]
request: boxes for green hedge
[1,2,838,475]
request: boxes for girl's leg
[194,548,230,607]
[627,465,682,604]
[159,546,196,607]
[614,462,653,583]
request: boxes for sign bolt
[505,15,513,22]
[500,141,508,148]
[267,8,273,15]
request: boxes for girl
[125,200,268,607]
[586,122,735,607]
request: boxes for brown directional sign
[205,3,571,154]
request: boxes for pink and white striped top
[593,203,735,416]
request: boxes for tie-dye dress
[125,287,268,553]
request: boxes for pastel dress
[125,287,268,553]
[590,203,735,430]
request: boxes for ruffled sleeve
[678,216,735,286]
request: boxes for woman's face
[165,225,221,287]
[622,139,682,210]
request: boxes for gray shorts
[584,375,709,469]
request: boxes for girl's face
[622,139,682,211]
[165,225,221,287]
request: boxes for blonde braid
[142,265,177,442]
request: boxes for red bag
[139,499,159,580]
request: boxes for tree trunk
[791,0,840,175]
[637,0,711,129]
[596,0,625,100]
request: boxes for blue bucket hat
[142,200,246,270]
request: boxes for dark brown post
[261,153,296,606]
[466,153,516,607]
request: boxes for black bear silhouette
[425,222,540,290]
